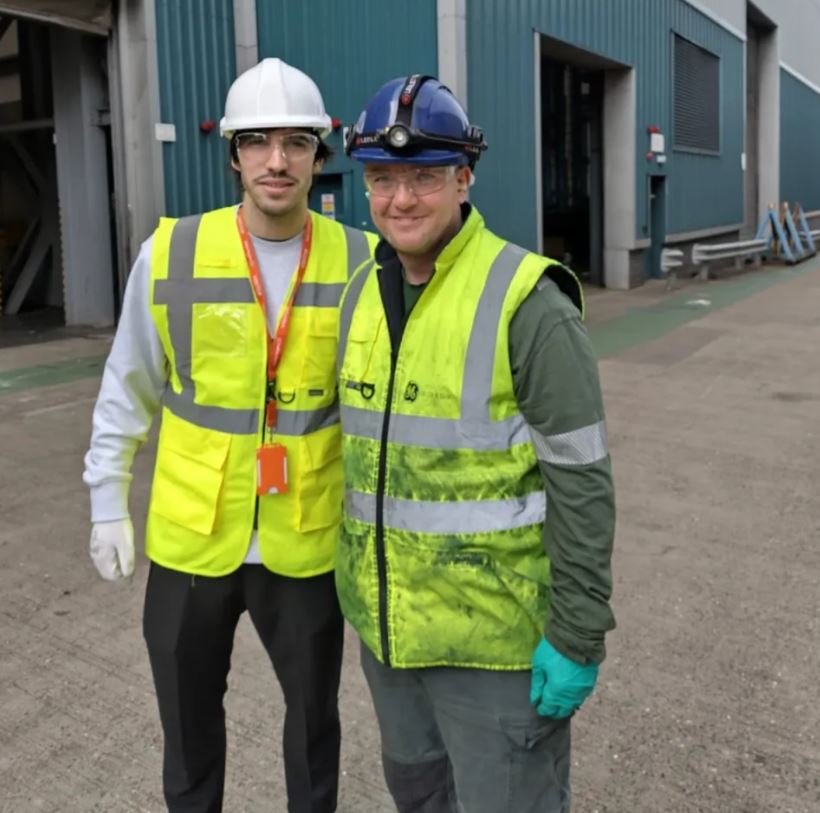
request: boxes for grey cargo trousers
[361,642,571,813]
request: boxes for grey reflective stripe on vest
[275,400,340,436]
[154,215,260,435]
[154,277,256,307]
[459,242,529,423]
[294,282,345,308]
[341,404,530,451]
[530,420,608,466]
[163,388,258,435]
[164,382,339,437]
[337,259,374,374]
[339,243,531,450]
[345,489,546,534]
[342,224,371,278]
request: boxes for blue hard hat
[345,75,487,166]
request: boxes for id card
[256,443,288,495]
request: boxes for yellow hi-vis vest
[146,205,375,577]
[336,207,581,669]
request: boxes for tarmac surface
[1,258,818,812]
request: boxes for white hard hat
[220,58,332,138]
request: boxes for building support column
[437,0,467,105]
[603,68,638,289]
[51,26,115,325]
[233,0,258,76]
[757,28,779,220]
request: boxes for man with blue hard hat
[336,74,616,812]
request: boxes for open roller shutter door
[0,1,110,35]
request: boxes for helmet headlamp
[387,125,411,148]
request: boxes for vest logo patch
[404,382,419,402]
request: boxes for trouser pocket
[500,715,571,813]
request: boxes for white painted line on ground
[22,397,97,417]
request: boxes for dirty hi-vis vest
[146,205,374,577]
[336,208,583,669]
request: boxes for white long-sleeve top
[83,226,301,564]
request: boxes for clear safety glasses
[363,165,456,198]
[233,131,320,162]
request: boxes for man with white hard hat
[83,58,375,813]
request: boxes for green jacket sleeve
[510,274,616,665]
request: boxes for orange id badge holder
[256,443,289,495]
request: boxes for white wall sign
[154,123,176,143]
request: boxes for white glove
[89,519,136,581]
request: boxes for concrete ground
[1,258,818,812]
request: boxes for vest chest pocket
[341,310,384,385]
[150,411,232,536]
[300,311,339,391]
[192,303,251,358]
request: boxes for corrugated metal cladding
[780,70,820,211]
[155,0,236,216]
[467,0,744,251]
[256,0,438,231]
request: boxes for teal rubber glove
[529,637,599,718]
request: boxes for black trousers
[143,562,344,813]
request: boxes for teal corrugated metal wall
[155,0,237,216]
[780,70,820,211]
[467,0,745,250]
[255,0,438,230]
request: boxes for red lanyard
[236,206,313,431]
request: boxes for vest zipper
[375,347,399,667]
[372,258,410,668]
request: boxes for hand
[529,637,599,718]
[89,519,135,581]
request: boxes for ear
[230,156,241,173]
[456,166,472,201]
[313,158,325,174]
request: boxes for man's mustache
[254,171,298,184]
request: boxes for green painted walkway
[0,259,816,396]
[590,262,813,358]
[0,355,105,396]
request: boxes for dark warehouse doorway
[539,54,604,285]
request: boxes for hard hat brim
[349,147,470,166]
[220,113,332,139]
